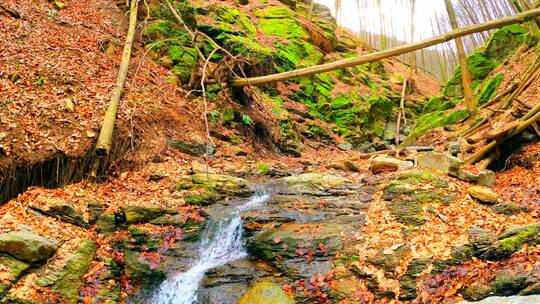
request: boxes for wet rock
[199,259,273,304]
[36,240,96,304]
[468,186,499,204]
[278,140,303,157]
[486,223,540,260]
[0,254,30,295]
[461,280,493,301]
[0,230,58,263]
[29,198,89,228]
[122,205,176,224]
[417,151,463,174]
[149,214,188,226]
[370,156,413,174]
[492,271,529,296]
[191,173,249,194]
[184,192,220,206]
[123,250,165,285]
[237,282,294,304]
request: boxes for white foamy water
[153,193,270,304]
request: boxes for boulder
[0,230,58,263]
[486,224,540,260]
[277,173,349,195]
[468,226,497,257]
[123,250,165,285]
[450,168,496,187]
[191,160,216,174]
[417,151,463,174]
[0,254,30,295]
[326,160,361,172]
[122,205,176,224]
[191,173,249,193]
[237,282,294,304]
[370,156,413,174]
[36,240,96,304]
[29,198,89,228]
[468,186,499,204]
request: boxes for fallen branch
[0,2,20,18]
[466,101,540,164]
[95,0,138,155]
[230,8,540,87]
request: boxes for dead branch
[230,8,540,87]
[95,0,138,155]
[0,2,20,18]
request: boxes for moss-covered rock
[486,224,540,260]
[366,245,411,278]
[476,73,504,105]
[36,240,96,304]
[123,250,165,285]
[29,198,89,228]
[407,109,469,142]
[0,254,30,297]
[191,173,249,193]
[443,24,528,98]
[237,282,294,304]
[468,186,499,204]
[122,205,175,224]
[0,230,58,263]
[278,172,348,194]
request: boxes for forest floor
[0,0,539,303]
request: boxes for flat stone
[417,151,463,174]
[237,282,294,304]
[29,198,89,228]
[191,173,249,193]
[191,160,216,174]
[460,295,540,304]
[337,142,353,151]
[469,186,499,204]
[0,230,58,263]
[370,156,413,174]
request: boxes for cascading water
[153,192,271,304]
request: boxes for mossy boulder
[237,282,294,304]
[122,205,176,224]
[443,24,528,98]
[0,230,58,263]
[366,245,411,278]
[0,254,30,296]
[476,73,504,105]
[123,250,165,285]
[29,198,89,228]
[486,224,540,260]
[247,223,344,262]
[36,240,96,304]
[191,173,249,193]
[407,109,469,141]
[278,172,348,194]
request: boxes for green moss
[257,18,308,39]
[221,34,273,60]
[169,47,197,84]
[256,162,271,175]
[407,109,469,142]
[238,282,294,304]
[37,240,97,304]
[443,24,529,98]
[213,5,256,36]
[422,96,457,113]
[254,6,294,18]
[487,224,540,259]
[476,73,504,105]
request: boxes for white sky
[315,0,448,42]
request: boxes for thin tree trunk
[230,8,540,87]
[95,0,138,155]
[444,0,476,116]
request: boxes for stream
[152,192,271,304]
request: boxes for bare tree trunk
[444,0,476,116]
[95,0,138,155]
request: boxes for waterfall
[153,192,270,304]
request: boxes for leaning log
[95,0,138,156]
[230,8,540,87]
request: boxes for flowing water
[153,192,271,304]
